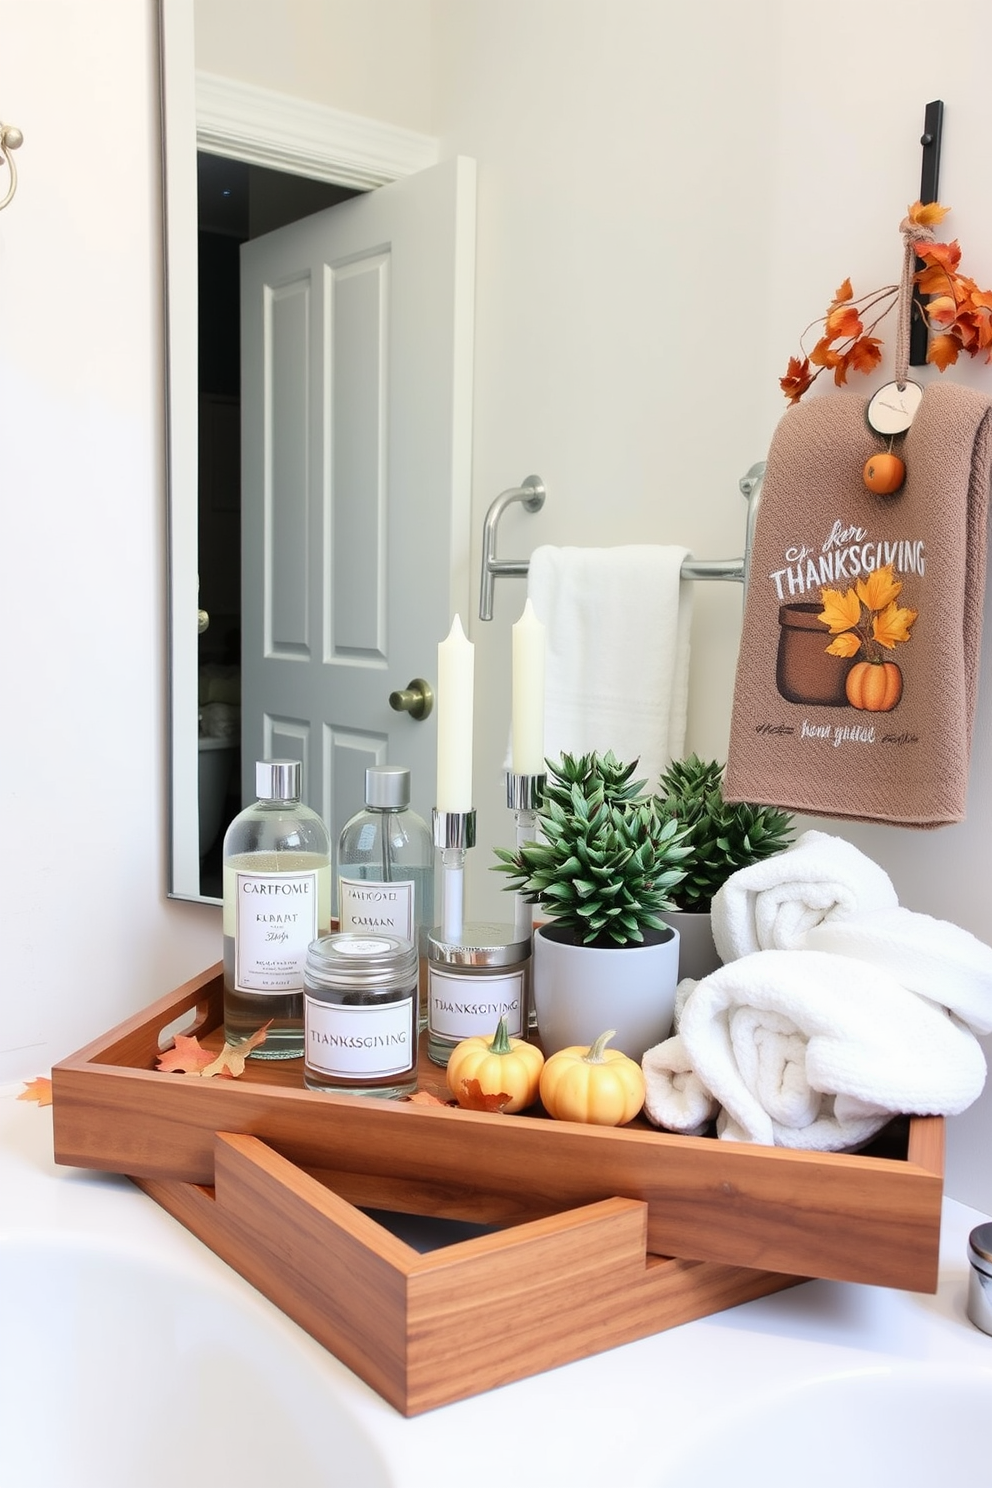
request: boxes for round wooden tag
[866,380,923,436]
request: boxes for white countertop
[3,1083,992,1488]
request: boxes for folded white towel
[525,545,692,787]
[711,829,898,962]
[642,1031,719,1136]
[805,906,992,1036]
[645,949,986,1150]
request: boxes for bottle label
[305,995,416,1079]
[428,966,526,1040]
[338,877,415,940]
[234,869,320,993]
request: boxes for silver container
[966,1222,992,1337]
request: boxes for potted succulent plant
[655,755,795,979]
[492,751,691,1060]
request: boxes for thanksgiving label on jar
[763,516,924,740]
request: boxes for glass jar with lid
[304,932,419,1097]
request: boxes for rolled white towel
[677,949,985,1150]
[642,1032,719,1137]
[805,906,992,1036]
[711,829,898,962]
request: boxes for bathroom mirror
[162,0,473,905]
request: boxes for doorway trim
[195,71,439,189]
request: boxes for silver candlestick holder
[506,771,545,941]
[432,807,477,944]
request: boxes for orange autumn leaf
[907,200,950,228]
[201,1022,272,1079]
[846,335,883,375]
[156,1033,216,1074]
[873,601,918,650]
[458,1077,514,1113]
[856,563,902,613]
[404,1089,452,1106]
[808,335,843,369]
[18,1076,52,1106]
[928,333,960,371]
[917,238,962,273]
[818,585,862,635]
[925,294,958,327]
[780,354,813,404]
[824,304,863,339]
[831,277,854,305]
[825,631,863,658]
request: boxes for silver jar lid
[365,765,411,810]
[256,759,301,801]
[968,1222,992,1277]
[428,921,532,968]
[306,931,417,990]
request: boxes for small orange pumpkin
[862,452,905,495]
[845,659,903,711]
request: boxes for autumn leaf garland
[781,201,992,403]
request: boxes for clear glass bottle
[222,759,331,1060]
[336,766,434,1023]
[304,932,419,1097]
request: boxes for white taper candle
[511,598,546,775]
[436,614,475,811]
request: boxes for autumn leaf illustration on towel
[817,564,918,711]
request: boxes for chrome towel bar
[478,464,765,620]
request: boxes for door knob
[388,678,434,721]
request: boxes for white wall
[4,0,991,1208]
[0,0,219,1082]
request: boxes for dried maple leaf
[825,631,863,658]
[928,333,960,371]
[404,1089,452,1106]
[156,1033,215,1074]
[18,1076,52,1106]
[846,335,883,375]
[200,1022,272,1079]
[908,199,950,228]
[831,277,854,304]
[458,1077,513,1113]
[780,354,813,404]
[857,564,902,612]
[825,304,863,340]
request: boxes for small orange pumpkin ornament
[846,659,903,711]
[863,451,905,495]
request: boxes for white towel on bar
[643,949,986,1150]
[805,906,992,1036]
[711,829,899,962]
[525,544,692,785]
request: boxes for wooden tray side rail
[51,967,944,1293]
[138,1133,802,1416]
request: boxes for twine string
[894,215,936,386]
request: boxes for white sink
[4,1086,992,1488]
[656,1363,992,1488]
[0,1234,391,1488]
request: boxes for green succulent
[656,754,794,913]
[492,751,691,947]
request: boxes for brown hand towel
[724,383,992,826]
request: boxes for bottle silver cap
[366,765,411,810]
[256,759,302,801]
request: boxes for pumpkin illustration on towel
[815,563,918,712]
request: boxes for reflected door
[239,157,475,899]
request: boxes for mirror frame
[159,0,439,902]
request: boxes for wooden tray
[52,963,945,1293]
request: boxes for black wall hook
[910,99,944,367]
